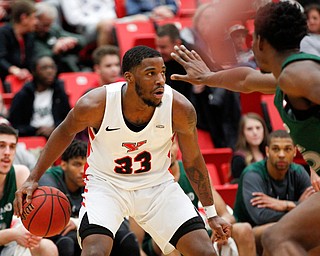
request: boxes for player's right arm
[14,87,106,216]
[170,45,277,94]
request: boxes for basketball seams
[21,186,71,237]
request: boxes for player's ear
[124,72,133,82]
[60,161,67,171]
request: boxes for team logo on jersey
[122,140,147,152]
[156,125,165,128]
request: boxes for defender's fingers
[170,74,188,81]
[170,52,187,66]
[175,45,197,60]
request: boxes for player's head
[61,140,87,190]
[122,46,165,108]
[0,124,18,175]
[92,45,121,85]
[156,23,182,62]
[266,130,296,172]
[254,1,306,51]
[122,46,162,74]
[253,1,307,71]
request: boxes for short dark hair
[121,46,161,74]
[92,45,120,65]
[255,1,307,51]
[0,124,18,141]
[61,140,87,162]
[267,130,293,146]
[156,23,181,42]
[12,0,36,23]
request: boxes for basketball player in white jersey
[13,46,231,256]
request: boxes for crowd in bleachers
[0,0,318,255]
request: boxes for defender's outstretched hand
[170,45,212,85]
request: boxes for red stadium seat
[114,20,156,58]
[240,92,264,117]
[202,148,233,184]
[156,17,193,30]
[5,74,31,94]
[261,94,284,131]
[197,128,215,150]
[58,72,99,107]
[215,184,238,208]
[18,136,47,149]
[178,0,197,17]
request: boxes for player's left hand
[208,216,232,243]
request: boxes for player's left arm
[172,91,231,241]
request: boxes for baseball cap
[228,24,248,36]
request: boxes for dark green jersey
[274,53,320,172]
[0,167,16,230]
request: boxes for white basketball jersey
[86,82,175,190]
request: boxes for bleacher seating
[5,74,30,94]
[260,94,284,131]
[202,147,233,184]
[114,20,156,58]
[18,136,46,149]
[58,72,99,107]
[240,92,264,117]
[215,184,238,208]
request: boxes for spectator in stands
[8,55,70,138]
[300,4,320,56]
[0,116,37,169]
[39,139,140,256]
[0,123,58,256]
[155,23,193,101]
[59,0,117,46]
[231,112,269,183]
[75,45,124,142]
[228,22,256,68]
[34,2,87,73]
[180,3,241,149]
[132,139,257,256]
[0,0,36,88]
[124,0,178,22]
[0,0,13,23]
[233,130,314,255]
[91,45,123,86]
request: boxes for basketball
[21,186,71,237]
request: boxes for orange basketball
[21,186,71,237]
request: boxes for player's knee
[232,223,255,245]
[261,226,278,252]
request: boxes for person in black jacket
[8,55,71,138]
[0,0,37,86]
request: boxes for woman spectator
[300,4,320,56]
[231,112,269,183]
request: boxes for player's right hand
[208,216,232,243]
[170,45,212,85]
[14,180,39,217]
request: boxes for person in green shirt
[0,124,58,256]
[234,130,313,254]
[171,1,320,254]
